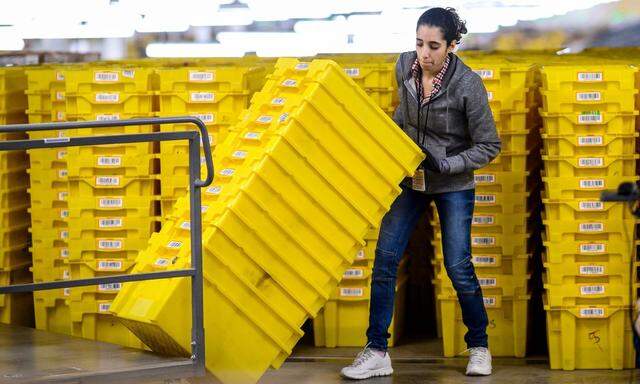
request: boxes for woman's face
[416,24,456,75]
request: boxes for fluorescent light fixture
[146,43,245,57]
[0,27,24,51]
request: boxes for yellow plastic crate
[67,154,158,178]
[540,65,637,92]
[338,63,395,89]
[542,173,639,200]
[65,93,154,116]
[0,67,28,92]
[312,275,407,348]
[542,133,637,157]
[498,129,540,153]
[70,310,145,349]
[543,216,636,243]
[64,67,154,93]
[433,211,530,235]
[0,169,29,190]
[67,195,158,212]
[466,60,537,91]
[433,253,528,277]
[542,155,637,178]
[543,273,635,307]
[34,295,71,335]
[487,88,535,115]
[0,187,29,210]
[0,245,30,271]
[112,58,423,384]
[68,176,158,198]
[158,91,249,115]
[0,112,26,125]
[481,150,538,173]
[469,191,533,215]
[66,217,159,239]
[540,111,638,135]
[438,294,529,357]
[540,89,638,114]
[543,196,636,221]
[543,253,635,285]
[473,171,532,193]
[432,232,530,258]
[156,66,266,93]
[0,267,33,326]
[544,304,635,370]
[68,259,135,279]
[66,237,150,261]
[0,90,27,112]
[543,235,635,264]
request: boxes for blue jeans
[366,186,489,351]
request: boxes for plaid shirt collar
[412,53,451,106]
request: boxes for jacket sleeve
[391,55,405,128]
[442,72,501,174]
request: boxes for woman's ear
[447,41,457,54]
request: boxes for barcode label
[56,111,65,121]
[232,150,247,159]
[180,221,191,230]
[578,136,603,146]
[60,209,69,218]
[256,115,273,124]
[576,91,601,101]
[58,191,68,201]
[579,201,603,211]
[98,303,111,313]
[474,174,495,184]
[63,288,70,296]
[122,69,135,78]
[473,215,495,225]
[193,113,214,123]
[60,248,69,258]
[99,198,123,208]
[472,237,496,246]
[343,268,364,278]
[99,218,123,228]
[96,113,120,121]
[62,270,70,280]
[97,156,121,166]
[271,97,285,106]
[219,168,235,177]
[279,113,289,123]
[95,92,120,103]
[281,79,298,87]
[167,241,182,249]
[340,287,364,297]
[578,157,603,167]
[94,71,119,82]
[578,72,603,82]
[98,260,122,271]
[190,92,214,102]
[244,132,260,140]
[56,71,65,81]
[58,169,68,178]
[578,112,603,124]
[98,240,123,250]
[580,179,604,189]
[473,256,497,266]
[96,176,120,186]
[580,285,605,295]
[155,258,170,267]
[98,283,122,292]
[580,243,606,253]
[294,63,309,71]
[206,186,222,195]
[579,222,603,232]
[189,71,214,82]
[475,194,496,204]
[580,307,605,318]
[479,278,497,287]
[580,265,605,275]
[55,91,65,101]
[57,150,67,159]
[60,230,68,239]
[486,91,493,101]
[344,68,360,77]
[201,205,208,213]
[483,297,497,307]
[475,69,494,79]
[356,248,365,259]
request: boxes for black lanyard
[416,94,431,150]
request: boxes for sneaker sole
[465,369,492,376]
[341,367,394,380]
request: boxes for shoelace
[351,343,377,367]
[464,347,489,366]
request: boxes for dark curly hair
[416,7,468,45]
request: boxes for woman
[341,7,501,380]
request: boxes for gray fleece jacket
[393,51,501,194]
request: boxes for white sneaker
[465,347,492,376]
[341,346,393,380]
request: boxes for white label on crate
[483,297,497,307]
[98,283,122,292]
[98,260,123,270]
[344,68,360,77]
[343,268,364,279]
[279,113,289,123]
[180,221,191,231]
[580,265,605,275]
[473,256,497,266]
[577,72,603,82]
[356,248,366,260]
[56,111,65,121]
[294,63,309,71]
[97,156,122,166]
[57,150,67,159]
[94,71,119,82]
[475,194,496,204]
[99,198,123,208]
[232,150,247,159]
[281,79,298,87]
[256,115,273,124]
[199,134,214,145]
[58,169,68,178]
[44,137,70,144]
[96,113,120,121]
[244,132,260,140]
[340,287,364,297]
[98,240,123,250]
[56,91,65,101]
[472,236,496,246]
[60,230,68,239]
[167,240,182,249]
[578,157,603,167]
[60,209,69,218]
[474,174,496,184]
[578,136,603,146]
[62,269,70,280]
[486,91,493,101]
[98,303,111,313]
[95,92,120,103]
[190,92,214,102]
[56,71,65,81]
[99,218,123,228]
[580,285,605,295]
[478,278,497,287]
[474,69,494,79]
[201,205,208,213]
[60,248,69,258]
[580,243,606,253]
[63,288,71,296]
[579,222,604,232]
[206,186,222,195]
[579,307,605,318]
[96,176,120,186]
[580,179,604,189]
[576,91,602,101]
[579,201,604,211]
[578,112,603,124]
[189,71,214,82]
[193,113,214,123]
[271,97,285,106]
[122,69,135,78]
[58,191,68,201]
[219,168,235,177]
[155,258,170,267]
[473,215,495,225]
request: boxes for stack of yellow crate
[155,65,266,218]
[0,67,32,327]
[26,66,74,334]
[540,63,638,369]
[111,58,423,384]
[432,56,542,357]
[61,66,159,348]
